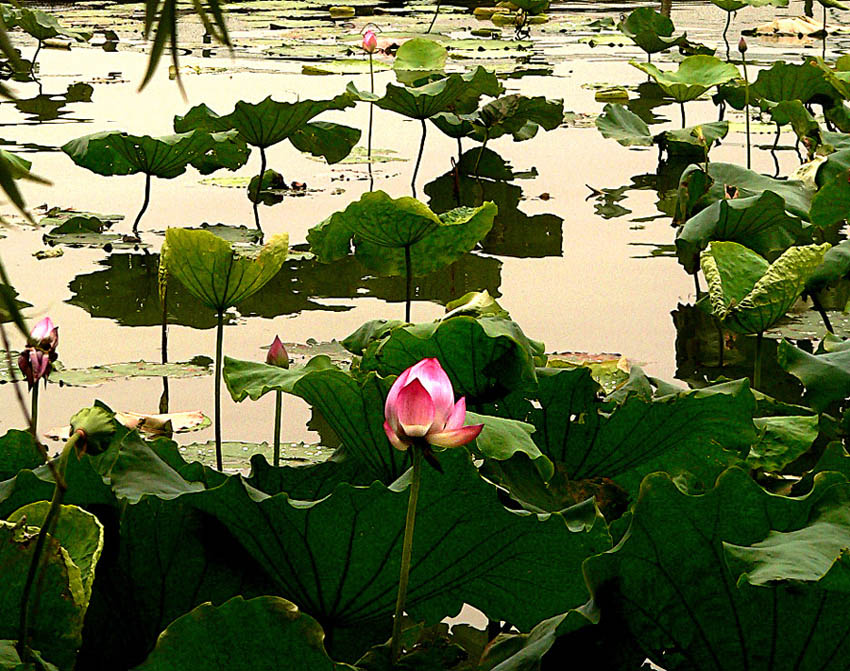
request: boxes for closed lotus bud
[30,316,58,353]
[266,335,290,368]
[69,405,118,457]
[738,36,748,53]
[362,29,378,54]
[17,348,52,389]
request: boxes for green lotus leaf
[810,167,850,229]
[807,239,850,293]
[746,415,820,471]
[701,241,830,333]
[288,121,361,164]
[710,0,747,11]
[0,149,31,180]
[595,103,653,146]
[617,7,686,55]
[162,229,288,312]
[752,60,847,105]
[631,55,740,103]
[173,93,355,149]
[777,335,850,410]
[675,191,807,274]
[306,190,496,277]
[187,448,610,652]
[135,596,341,671]
[346,66,503,120]
[467,94,564,142]
[61,129,245,179]
[247,169,286,205]
[0,429,44,481]
[18,7,92,42]
[657,120,728,157]
[584,467,850,671]
[429,111,477,139]
[355,313,543,403]
[766,100,819,144]
[393,37,447,84]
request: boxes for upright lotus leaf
[777,335,850,410]
[657,120,728,157]
[631,56,740,103]
[595,103,653,147]
[287,121,361,165]
[135,596,341,671]
[0,502,103,670]
[466,94,565,143]
[163,229,288,311]
[675,192,808,274]
[0,429,44,481]
[752,60,846,106]
[307,190,496,276]
[17,8,92,43]
[617,8,686,56]
[355,313,543,403]
[393,37,447,85]
[347,67,503,120]
[701,241,830,333]
[584,468,850,671]
[188,448,611,655]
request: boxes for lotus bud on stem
[739,37,751,169]
[17,317,59,436]
[383,358,483,662]
[266,336,290,467]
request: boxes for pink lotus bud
[362,30,378,54]
[18,347,53,389]
[30,316,58,352]
[738,37,748,53]
[266,336,290,368]
[383,358,483,452]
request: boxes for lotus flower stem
[680,102,686,129]
[391,445,423,662]
[741,49,751,169]
[252,147,268,231]
[456,137,462,166]
[811,293,834,333]
[30,383,38,437]
[474,132,489,180]
[427,0,441,33]
[404,243,412,322]
[693,272,702,298]
[214,310,224,471]
[132,172,152,235]
[723,12,732,61]
[753,331,763,390]
[160,284,169,414]
[17,432,75,663]
[30,40,42,75]
[823,4,827,59]
[273,390,282,467]
[367,53,375,191]
[411,119,427,198]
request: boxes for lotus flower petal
[384,364,414,433]
[406,358,454,426]
[444,397,466,431]
[384,421,410,451]
[427,424,483,448]
[395,378,436,438]
[30,316,54,342]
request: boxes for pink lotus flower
[362,30,378,54]
[266,335,290,368]
[30,316,58,352]
[383,358,483,451]
[18,316,59,388]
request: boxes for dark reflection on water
[5,82,93,124]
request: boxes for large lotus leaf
[174,94,354,149]
[701,241,830,333]
[746,415,820,471]
[752,60,846,105]
[596,103,653,146]
[584,468,850,671]
[347,67,503,120]
[307,190,495,277]
[657,120,728,157]
[705,162,814,221]
[766,100,819,144]
[355,315,542,403]
[187,133,251,175]
[0,641,58,671]
[631,56,740,103]
[8,501,103,605]
[430,112,477,140]
[61,129,243,179]
[0,519,87,671]
[135,596,341,671]
[188,448,611,643]
[288,121,361,164]
[810,167,850,229]
[777,335,850,410]
[18,7,91,42]
[468,94,564,142]
[617,7,686,55]
[807,239,850,292]
[162,229,288,312]
[675,192,807,274]
[393,37,447,84]
[0,429,44,481]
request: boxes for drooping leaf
[777,335,850,410]
[701,241,830,334]
[675,192,807,274]
[162,228,288,312]
[135,596,341,671]
[17,7,92,43]
[810,167,850,229]
[617,7,686,55]
[631,55,740,103]
[806,239,850,293]
[288,121,361,164]
[657,121,728,157]
[466,94,564,142]
[595,103,653,147]
[752,60,846,105]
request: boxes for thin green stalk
[753,331,763,390]
[404,244,412,323]
[160,282,169,414]
[823,4,827,59]
[811,293,834,333]
[411,119,427,198]
[426,0,441,33]
[30,40,41,75]
[367,53,374,191]
[252,146,267,231]
[30,383,38,438]
[723,12,732,61]
[680,102,686,128]
[693,272,701,298]
[391,446,423,662]
[273,390,282,467]
[214,310,224,471]
[742,51,751,169]
[473,132,489,180]
[17,432,76,662]
[132,172,152,235]
[457,137,462,167]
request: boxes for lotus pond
[4,0,850,669]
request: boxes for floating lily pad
[178,440,334,472]
[48,357,213,387]
[37,207,123,229]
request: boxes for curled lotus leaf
[700,241,830,334]
[162,228,289,312]
[617,7,687,55]
[18,7,92,42]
